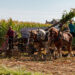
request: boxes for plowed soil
[0,56,75,75]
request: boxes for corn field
[0,18,50,47]
[0,18,75,47]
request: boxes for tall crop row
[0,18,50,46]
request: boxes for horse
[28,28,49,60]
[48,27,73,57]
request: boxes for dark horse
[48,27,73,57]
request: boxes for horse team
[28,27,74,59]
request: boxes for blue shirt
[69,23,74,33]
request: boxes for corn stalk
[46,10,75,30]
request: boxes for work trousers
[8,36,13,50]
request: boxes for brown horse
[29,29,48,51]
[48,27,73,57]
[28,29,50,60]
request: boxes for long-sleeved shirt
[7,29,14,37]
[69,23,74,33]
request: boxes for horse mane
[49,27,58,32]
[49,27,59,37]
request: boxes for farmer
[69,20,75,37]
[7,26,14,50]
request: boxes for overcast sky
[0,0,75,23]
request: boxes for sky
[0,0,75,23]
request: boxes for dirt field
[0,56,75,75]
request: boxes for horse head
[48,27,59,38]
[29,30,38,43]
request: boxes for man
[7,27,14,50]
[69,20,75,37]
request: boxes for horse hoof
[67,54,71,58]
[59,55,62,58]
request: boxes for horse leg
[67,46,74,57]
[53,47,57,59]
[58,48,62,58]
